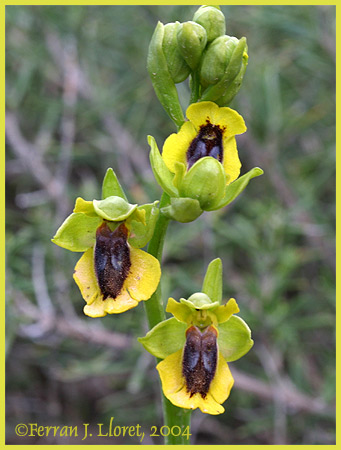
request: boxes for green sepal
[201,258,222,304]
[180,292,219,310]
[216,48,248,107]
[148,135,178,197]
[51,213,101,252]
[128,202,159,248]
[172,161,186,191]
[161,197,203,223]
[147,21,185,128]
[200,37,247,103]
[208,167,264,211]
[217,315,254,362]
[73,197,97,216]
[138,317,187,359]
[102,168,128,201]
[93,196,137,221]
[179,156,226,210]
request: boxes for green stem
[189,70,201,104]
[145,192,192,444]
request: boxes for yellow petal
[162,121,196,173]
[186,101,220,129]
[156,349,184,394]
[222,136,241,184]
[157,348,233,415]
[214,298,240,324]
[214,106,247,137]
[166,297,192,323]
[126,247,161,301]
[84,290,138,317]
[209,351,234,405]
[73,248,100,307]
[73,246,156,318]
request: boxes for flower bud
[193,5,226,42]
[162,22,191,84]
[200,37,247,103]
[216,48,248,106]
[147,22,185,128]
[200,35,239,89]
[176,21,207,71]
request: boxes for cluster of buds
[148,5,248,127]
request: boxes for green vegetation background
[5,5,335,445]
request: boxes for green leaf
[218,315,254,362]
[128,202,159,248]
[161,197,203,223]
[208,167,264,210]
[138,317,187,359]
[202,258,222,304]
[102,168,128,200]
[52,213,101,252]
[148,135,179,197]
[93,196,137,221]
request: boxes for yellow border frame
[3,1,337,449]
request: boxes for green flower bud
[200,35,239,88]
[216,48,248,106]
[193,5,226,42]
[178,157,226,210]
[176,21,207,71]
[147,21,185,128]
[200,37,247,103]
[162,22,191,84]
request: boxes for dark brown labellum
[186,121,224,170]
[182,325,218,398]
[94,222,131,300]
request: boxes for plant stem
[189,70,201,104]
[145,192,192,444]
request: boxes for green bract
[139,258,253,362]
[52,168,159,251]
[147,21,185,128]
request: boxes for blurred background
[5,4,335,445]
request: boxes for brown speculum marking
[94,222,131,300]
[186,121,224,170]
[182,325,218,399]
